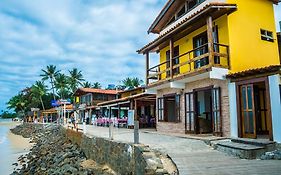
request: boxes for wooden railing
[147,43,229,84]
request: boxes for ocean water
[0,119,31,175]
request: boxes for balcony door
[193,32,208,69]
[166,46,180,78]
[193,27,219,69]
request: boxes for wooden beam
[118,104,121,119]
[145,52,149,85]
[134,100,137,120]
[206,16,214,65]
[169,38,174,78]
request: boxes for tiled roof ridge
[137,2,237,54]
[78,88,120,94]
[226,65,281,78]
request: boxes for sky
[0,1,280,112]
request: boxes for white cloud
[0,0,164,111]
[0,0,280,112]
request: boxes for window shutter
[175,94,181,122]
[212,87,222,135]
[185,92,195,133]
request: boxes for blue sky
[0,1,280,112]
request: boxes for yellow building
[138,0,281,142]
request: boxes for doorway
[195,89,213,134]
[185,87,221,135]
[238,80,272,139]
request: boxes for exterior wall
[156,78,230,137]
[121,89,144,98]
[268,74,281,143]
[228,81,238,138]
[227,0,280,73]
[159,15,229,79]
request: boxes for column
[169,38,174,78]
[145,52,149,85]
[268,75,281,142]
[206,16,214,65]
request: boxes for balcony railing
[147,43,229,84]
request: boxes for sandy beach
[0,121,32,175]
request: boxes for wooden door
[240,84,256,138]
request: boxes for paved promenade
[79,125,281,175]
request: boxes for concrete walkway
[80,125,281,175]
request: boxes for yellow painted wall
[227,0,280,73]
[159,15,229,79]
[157,0,280,80]
[120,88,144,98]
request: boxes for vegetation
[121,77,144,89]
[6,64,143,117]
[40,65,60,100]
[0,111,17,119]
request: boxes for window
[166,0,206,27]
[261,29,274,42]
[177,6,185,18]
[158,95,181,122]
[158,98,164,121]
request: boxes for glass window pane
[242,87,247,109]
[247,86,253,109]
[244,111,249,133]
[249,111,254,134]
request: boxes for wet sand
[0,121,32,175]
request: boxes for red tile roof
[226,65,281,79]
[75,88,119,95]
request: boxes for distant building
[73,88,119,124]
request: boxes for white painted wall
[228,81,238,138]
[268,74,281,143]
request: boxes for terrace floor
[76,125,281,175]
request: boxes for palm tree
[131,77,144,88]
[55,73,69,99]
[7,93,27,113]
[82,81,92,88]
[40,65,60,100]
[31,81,47,110]
[122,77,133,89]
[122,77,143,89]
[92,82,102,89]
[68,68,84,93]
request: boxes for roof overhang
[97,93,156,107]
[226,65,281,82]
[148,0,279,34]
[138,3,237,54]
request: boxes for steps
[212,138,276,159]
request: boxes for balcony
[146,42,229,86]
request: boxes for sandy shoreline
[0,122,33,175]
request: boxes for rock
[10,123,116,175]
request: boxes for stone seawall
[63,128,178,175]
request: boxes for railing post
[134,120,139,144]
[169,38,174,78]
[207,16,214,66]
[145,52,149,85]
